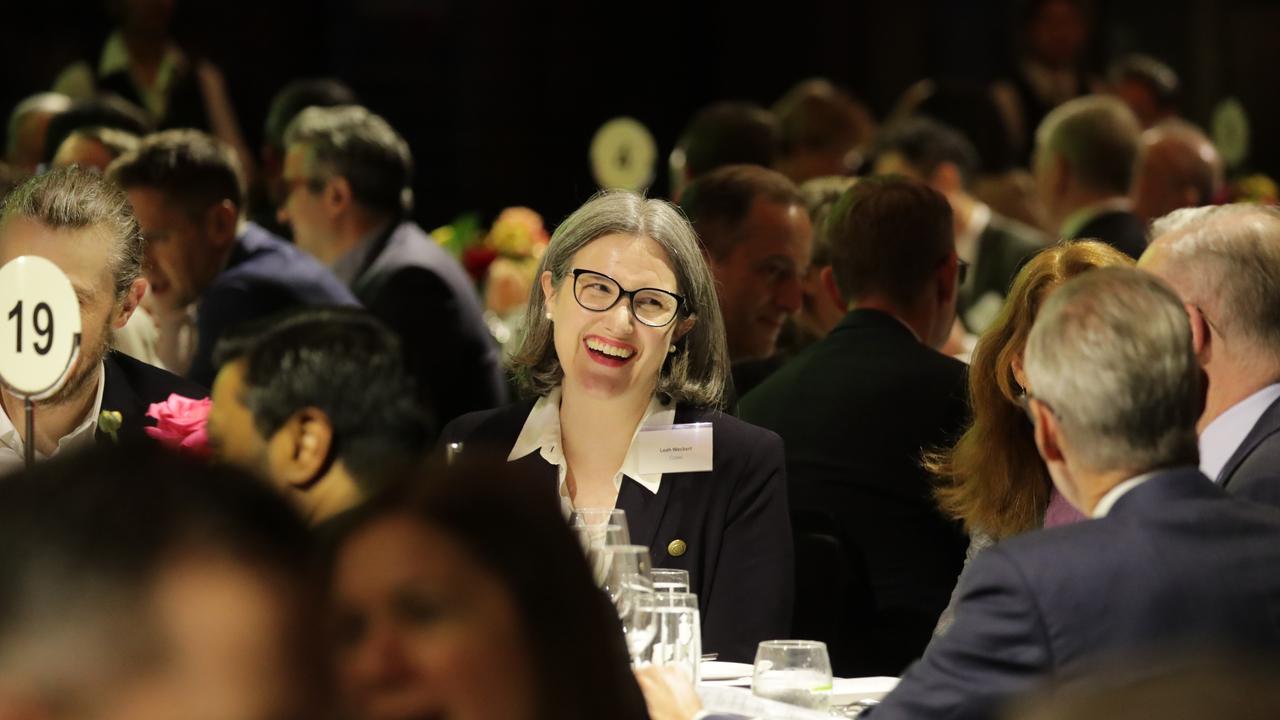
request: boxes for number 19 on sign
[8,301,55,356]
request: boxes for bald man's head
[1131,122,1223,224]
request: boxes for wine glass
[752,640,833,711]
[651,568,690,593]
[597,544,653,611]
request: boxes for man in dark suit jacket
[740,177,970,676]
[109,129,359,387]
[872,118,1049,333]
[1141,204,1280,508]
[279,105,506,425]
[871,268,1280,720]
[1034,95,1147,259]
[0,167,207,475]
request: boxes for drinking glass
[572,509,632,583]
[597,544,653,612]
[651,568,691,593]
[752,640,833,711]
[635,591,701,682]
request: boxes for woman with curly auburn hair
[927,240,1135,540]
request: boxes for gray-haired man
[868,268,1280,720]
[1140,204,1280,506]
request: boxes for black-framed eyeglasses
[570,269,687,327]
[957,258,970,285]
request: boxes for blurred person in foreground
[326,456,647,720]
[0,442,328,720]
[1033,95,1146,258]
[1141,205,1280,506]
[208,307,432,525]
[5,92,72,171]
[440,190,793,662]
[280,105,505,424]
[1130,121,1223,225]
[868,268,1280,720]
[1107,53,1181,130]
[740,176,969,675]
[51,125,140,170]
[926,241,1133,635]
[109,129,358,385]
[0,167,205,474]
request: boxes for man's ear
[1184,302,1210,360]
[113,278,147,329]
[819,265,846,309]
[936,252,959,306]
[322,176,353,218]
[1032,400,1065,466]
[204,199,239,250]
[269,408,334,490]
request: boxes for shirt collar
[1060,197,1135,239]
[0,362,107,463]
[1199,383,1280,482]
[332,221,394,286]
[508,386,676,506]
[1092,469,1161,518]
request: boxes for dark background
[3,0,1278,229]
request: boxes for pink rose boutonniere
[144,393,212,460]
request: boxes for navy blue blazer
[1218,394,1280,508]
[440,399,795,663]
[98,350,209,444]
[870,468,1280,720]
[352,221,506,426]
[188,222,358,386]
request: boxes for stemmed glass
[573,509,632,584]
[752,640,834,711]
[597,544,655,664]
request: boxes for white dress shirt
[508,386,674,516]
[0,363,106,476]
[1199,383,1280,482]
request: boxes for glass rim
[757,639,828,650]
[597,544,650,554]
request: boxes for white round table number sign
[590,117,658,191]
[0,256,82,399]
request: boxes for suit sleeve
[189,283,293,387]
[867,547,1052,720]
[701,429,795,662]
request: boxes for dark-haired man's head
[826,176,958,349]
[41,94,153,166]
[278,105,412,265]
[209,307,431,523]
[680,164,811,360]
[262,79,359,208]
[52,126,140,171]
[669,102,780,201]
[773,79,874,184]
[873,118,981,236]
[108,129,245,314]
[0,443,327,720]
[1108,54,1180,129]
[6,92,72,171]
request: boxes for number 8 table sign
[0,256,82,467]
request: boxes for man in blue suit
[109,129,359,387]
[278,105,506,425]
[868,268,1280,720]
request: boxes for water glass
[597,544,653,611]
[752,640,833,711]
[634,591,701,682]
[651,568,690,593]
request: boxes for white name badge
[636,422,713,475]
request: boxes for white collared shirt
[508,386,674,516]
[1059,197,1135,240]
[1091,470,1161,518]
[1199,383,1280,482]
[0,363,106,477]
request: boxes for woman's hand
[634,665,705,720]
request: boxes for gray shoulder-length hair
[510,190,729,409]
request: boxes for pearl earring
[545,312,553,320]
[669,344,677,353]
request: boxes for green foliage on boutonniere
[98,410,123,444]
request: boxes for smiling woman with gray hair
[440,190,794,662]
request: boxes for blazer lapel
[618,476,674,554]
[96,354,149,446]
[1218,395,1280,487]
